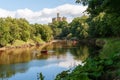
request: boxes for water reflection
[0,40,90,80]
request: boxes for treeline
[0,16,86,47]
[49,15,89,39]
[0,17,53,47]
[0,15,89,47]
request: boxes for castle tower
[57,13,62,21]
[57,13,59,18]
[52,13,67,23]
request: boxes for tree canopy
[0,17,53,47]
[76,0,120,37]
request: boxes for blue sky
[0,0,76,11]
[0,0,87,24]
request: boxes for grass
[13,40,26,46]
[6,39,45,47]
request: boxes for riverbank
[55,38,120,80]
[0,39,54,52]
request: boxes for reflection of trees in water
[52,41,70,59]
[0,71,15,79]
[69,44,89,61]
[69,43,101,61]
[36,54,49,59]
[0,67,17,79]
[0,62,29,79]
[40,41,69,59]
[0,49,32,79]
[0,41,95,79]
[40,41,90,61]
[0,49,32,64]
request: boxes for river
[0,40,91,80]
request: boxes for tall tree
[76,0,120,37]
[70,15,89,39]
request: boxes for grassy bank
[0,39,45,50]
[55,38,120,80]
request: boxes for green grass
[6,40,26,47]
[12,40,26,46]
[6,39,44,47]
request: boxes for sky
[0,0,87,24]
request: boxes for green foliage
[37,73,45,80]
[33,24,53,42]
[100,38,120,59]
[50,16,89,39]
[76,0,120,16]
[76,0,120,38]
[69,16,89,39]
[88,13,120,37]
[49,21,61,37]
[40,25,53,42]
[12,40,25,46]
[55,70,70,80]
[33,35,44,43]
[0,18,11,46]
[58,21,70,37]
[49,21,69,38]
[39,73,44,80]
[0,17,53,47]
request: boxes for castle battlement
[52,13,67,22]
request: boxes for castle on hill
[52,13,67,22]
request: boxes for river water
[0,41,90,80]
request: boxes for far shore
[0,39,101,52]
[0,40,57,52]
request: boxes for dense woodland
[0,17,53,47]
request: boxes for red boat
[41,50,48,54]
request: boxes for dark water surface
[0,41,90,80]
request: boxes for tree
[49,21,62,38]
[76,0,120,37]
[39,25,53,42]
[69,15,89,39]
[0,17,54,47]
[0,18,11,46]
[33,24,53,42]
[16,18,31,41]
[58,21,69,38]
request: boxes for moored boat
[41,50,48,54]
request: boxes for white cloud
[0,8,15,17]
[58,60,83,68]
[0,4,87,24]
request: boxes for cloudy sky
[0,0,87,24]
